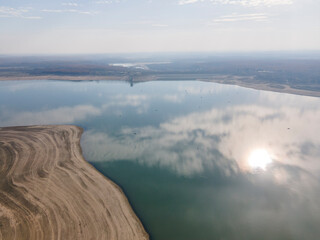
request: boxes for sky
[0,0,319,54]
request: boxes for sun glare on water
[248,149,272,170]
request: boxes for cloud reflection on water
[1,80,320,238]
[82,94,320,238]
[83,99,320,183]
[0,105,102,126]
[0,92,151,126]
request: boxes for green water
[1,80,320,239]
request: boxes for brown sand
[0,125,149,240]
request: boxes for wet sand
[0,125,149,240]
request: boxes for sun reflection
[248,149,272,170]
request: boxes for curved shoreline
[0,125,149,240]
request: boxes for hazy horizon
[1,0,319,54]
[1,50,320,59]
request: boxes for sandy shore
[202,77,320,98]
[0,125,149,240]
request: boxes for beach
[0,125,149,240]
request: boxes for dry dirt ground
[0,125,148,240]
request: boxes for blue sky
[0,0,319,54]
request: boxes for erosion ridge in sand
[0,125,149,240]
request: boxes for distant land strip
[0,73,319,98]
[202,77,320,98]
[0,125,149,240]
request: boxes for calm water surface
[1,80,320,240]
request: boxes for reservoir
[1,80,320,240]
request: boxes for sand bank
[202,78,320,98]
[0,125,149,240]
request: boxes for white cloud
[95,0,122,4]
[152,24,169,27]
[62,3,79,7]
[0,6,41,19]
[178,0,294,6]
[229,0,294,6]
[179,0,203,5]
[96,0,113,4]
[0,6,28,17]
[41,9,97,15]
[211,13,268,23]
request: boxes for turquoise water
[1,80,320,239]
